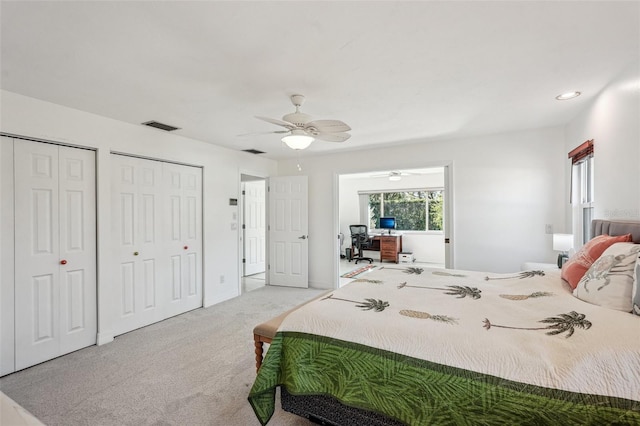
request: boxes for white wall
[278,126,566,288]
[339,171,445,264]
[565,60,640,228]
[0,90,277,344]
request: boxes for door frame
[333,162,454,288]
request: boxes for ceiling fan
[255,94,351,150]
[372,171,423,181]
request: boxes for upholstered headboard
[592,219,640,243]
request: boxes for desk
[350,234,403,263]
[377,235,402,263]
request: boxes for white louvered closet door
[13,139,97,371]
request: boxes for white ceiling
[1,1,638,160]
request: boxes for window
[364,189,443,231]
[569,140,594,245]
[577,156,594,243]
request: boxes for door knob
[60,259,67,265]
[133,251,139,256]
[183,246,188,250]
[298,235,307,240]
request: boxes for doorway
[336,166,453,287]
[240,174,266,293]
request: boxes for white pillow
[573,242,640,312]
[633,252,640,316]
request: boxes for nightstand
[521,262,559,271]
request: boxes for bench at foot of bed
[253,291,330,372]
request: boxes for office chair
[349,225,373,264]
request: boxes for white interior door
[243,180,266,276]
[112,155,163,335]
[444,164,453,269]
[13,139,96,370]
[163,162,202,319]
[0,136,16,375]
[268,176,308,288]
[112,155,202,336]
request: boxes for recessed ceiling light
[555,91,581,100]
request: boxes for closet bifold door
[12,139,97,371]
[1,136,16,375]
[111,155,202,336]
[162,162,202,319]
[111,155,163,336]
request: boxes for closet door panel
[58,146,96,353]
[14,140,61,369]
[111,155,163,335]
[162,163,202,318]
[1,137,16,375]
[136,160,163,322]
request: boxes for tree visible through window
[368,190,443,231]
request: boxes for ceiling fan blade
[255,116,296,130]
[305,119,351,133]
[237,130,290,137]
[314,132,351,143]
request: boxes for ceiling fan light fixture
[282,130,314,150]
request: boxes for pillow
[573,243,640,312]
[561,233,632,289]
[633,253,640,316]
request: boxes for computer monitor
[379,217,396,234]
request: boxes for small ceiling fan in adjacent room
[371,171,423,181]
[254,94,351,150]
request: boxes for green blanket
[248,332,640,426]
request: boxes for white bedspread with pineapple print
[280,266,640,402]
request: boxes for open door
[243,180,266,276]
[443,164,454,269]
[268,176,309,288]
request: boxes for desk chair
[349,225,373,264]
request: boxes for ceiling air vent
[242,149,265,155]
[141,121,180,132]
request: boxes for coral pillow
[561,233,632,289]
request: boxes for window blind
[568,139,594,164]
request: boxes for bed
[249,220,640,425]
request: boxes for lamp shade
[282,130,314,150]
[553,233,574,252]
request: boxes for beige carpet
[0,285,327,425]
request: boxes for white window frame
[358,188,444,233]
[572,156,594,246]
